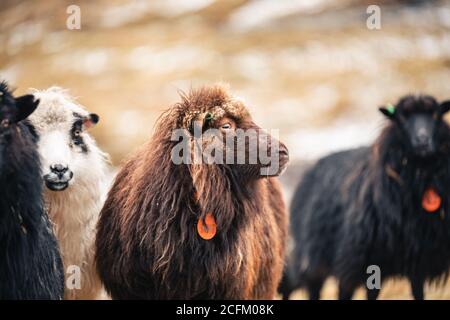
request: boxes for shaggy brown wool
[95,84,289,299]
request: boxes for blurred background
[1,0,450,299]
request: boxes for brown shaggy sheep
[95,84,289,299]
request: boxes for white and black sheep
[29,87,111,299]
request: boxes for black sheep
[0,81,64,299]
[282,95,450,300]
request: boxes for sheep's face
[37,112,99,192]
[380,95,450,158]
[187,112,289,179]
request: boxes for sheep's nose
[413,132,431,147]
[50,164,68,175]
[416,127,427,139]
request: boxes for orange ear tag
[197,213,217,240]
[422,187,441,213]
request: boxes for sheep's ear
[15,94,40,122]
[440,100,450,115]
[82,113,99,130]
[379,104,396,120]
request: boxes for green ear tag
[205,113,214,125]
[386,103,395,115]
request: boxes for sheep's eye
[221,123,232,130]
[71,129,84,146]
[1,119,10,128]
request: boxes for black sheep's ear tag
[15,94,40,122]
[82,113,99,130]
[379,103,396,119]
[440,100,450,115]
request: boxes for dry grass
[288,277,450,300]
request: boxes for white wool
[28,87,112,300]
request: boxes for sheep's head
[380,95,450,158]
[0,81,39,136]
[0,82,39,172]
[171,85,289,185]
[28,88,102,192]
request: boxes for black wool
[281,95,450,300]
[0,82,64,299]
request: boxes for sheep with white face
[29,87,111,300]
